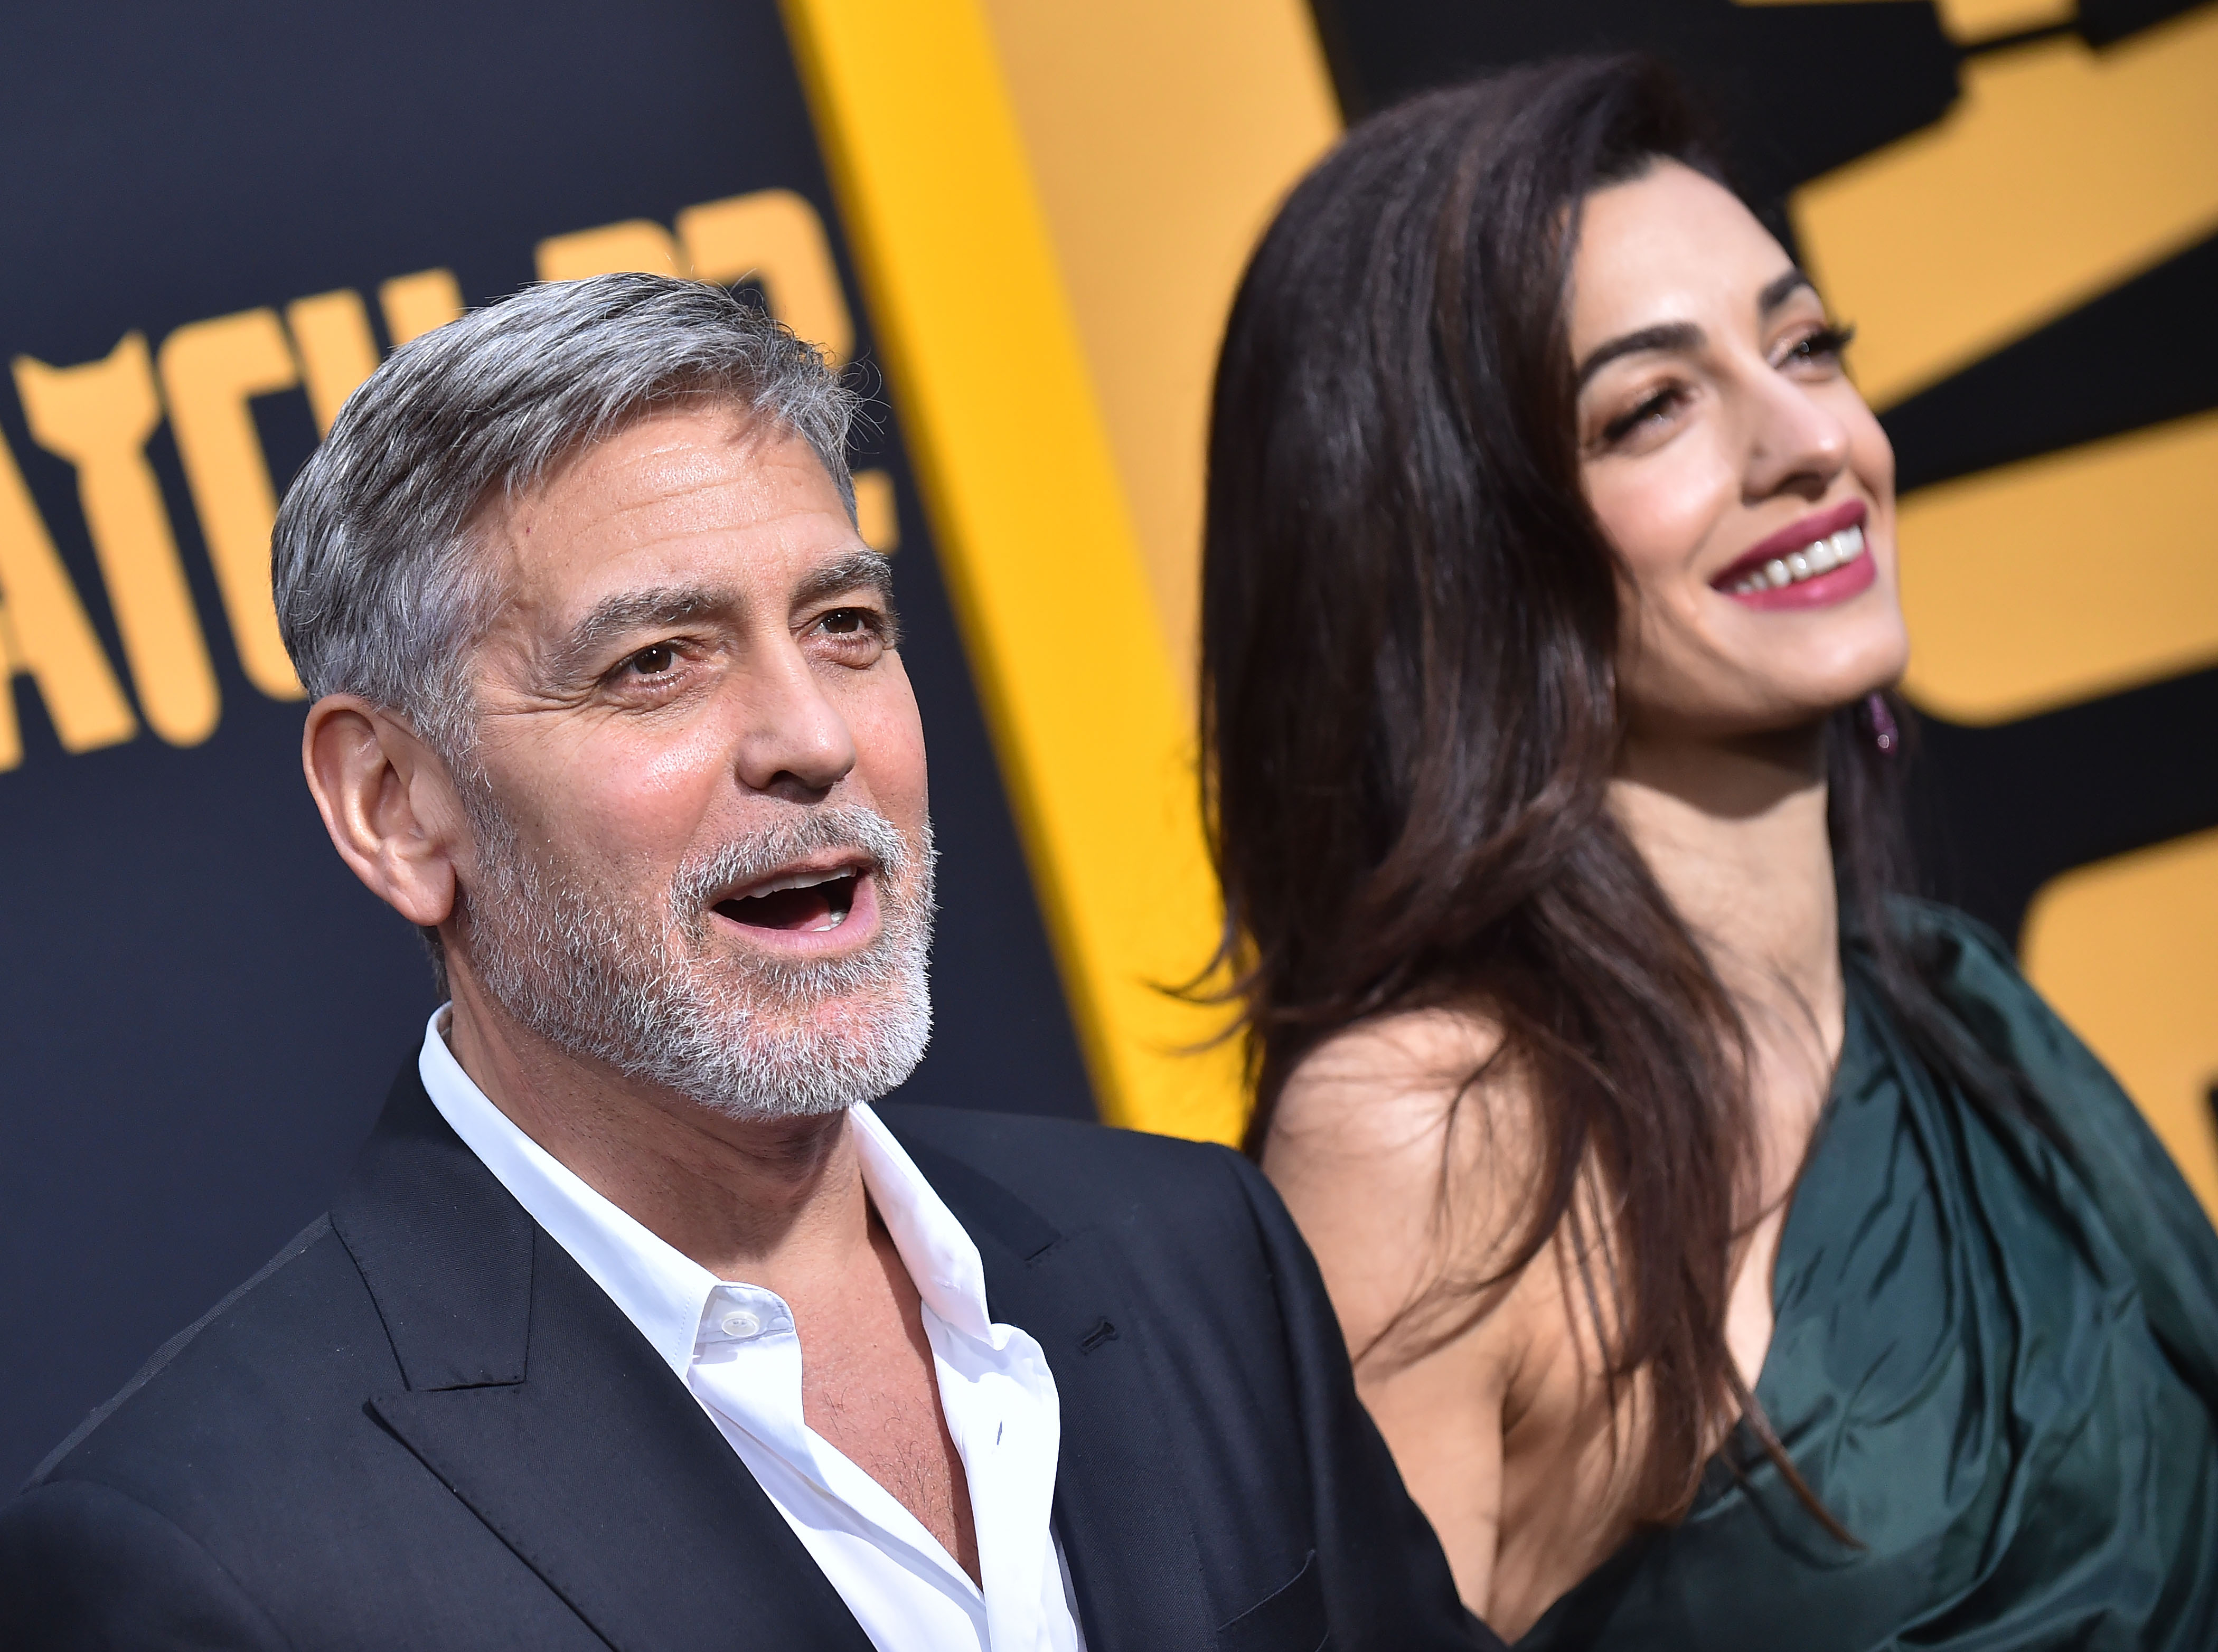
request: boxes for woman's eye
[1602,388,1680,445]
[1782,323,1856,369]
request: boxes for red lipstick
[1712,500,1875,612]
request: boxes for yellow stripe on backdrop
[777,0,1338,1140]
[1793,9,2218,414]
[978,0,1341,686]
[2023,828,2218,1219]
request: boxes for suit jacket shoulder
[4,1071,848,1651]
[2,1075,1496,1651]
[878,1101,1264,1244]
[878,1103,1498,1652]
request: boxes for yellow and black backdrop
[1,0,2211,1486]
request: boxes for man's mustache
[671,805,914,919]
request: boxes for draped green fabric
[1521,902,2218,1650]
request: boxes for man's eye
[626,644,678,676]
[820,609,870,636]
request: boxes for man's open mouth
[712,869,862,934]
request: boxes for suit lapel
[334,1071,873,1652]
[898,1139,1218,1652]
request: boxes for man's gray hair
[272,273,859,753]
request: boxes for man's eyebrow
[546,585,741,679]
[1575,321,1705,390]
[1759,267,1817,315]
[791,547,897,616]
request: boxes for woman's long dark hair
[1199,56,1947,1528]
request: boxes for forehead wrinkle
[497,404,789,545]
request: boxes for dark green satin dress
[1521,903,2218,1650]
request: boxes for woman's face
[1569,159,1909,743]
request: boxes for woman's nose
[1743,370,1853,502]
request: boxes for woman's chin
[1732,638,1911,731]
[1623,670,1906,753]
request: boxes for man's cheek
[845,705,925,800]
[626,735,732,820]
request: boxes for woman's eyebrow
[1575,322,1704,390]
[1575,269,1820,390]
[1759,268,1816,315]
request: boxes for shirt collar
[415,1007,1003,1367]
[848,1101,1000,1346]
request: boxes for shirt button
[719,1309,762,1339]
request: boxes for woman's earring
[1863,691,1899,756]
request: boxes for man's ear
[303,696,466,929]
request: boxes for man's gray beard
[456,794,935,1122]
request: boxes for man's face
[449,403,933,1118]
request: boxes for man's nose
[734,641,858,801]
[1742,369,1852,504]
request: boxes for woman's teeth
[1725,523,1865,595]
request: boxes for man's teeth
[742,869,848,898]
[1727,523,1864,594]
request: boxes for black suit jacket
[1,1069,1498,1651]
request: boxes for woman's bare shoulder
[1277,1007,1507,1127]
[1262,1008,1559,1617]
[1262,1007,1547,1356]
[1268,1007,1540,1217]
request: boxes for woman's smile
[1711,499,1877,611]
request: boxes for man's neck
[440,970,870,1293]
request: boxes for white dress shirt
[418,1009,1085,1652]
